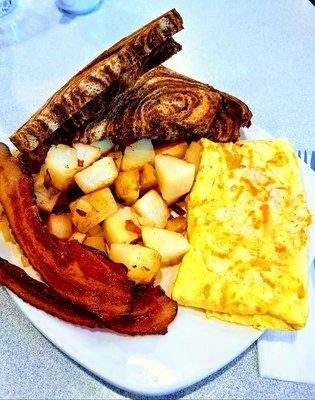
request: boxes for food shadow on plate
[58,13,77,25]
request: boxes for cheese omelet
[172,139,312,330]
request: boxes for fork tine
[304,150,308,164]
[311,151,315,171]
[298,150,301,158]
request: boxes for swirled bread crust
[81,66,252,144]
[10,9,183,161]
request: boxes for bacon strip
[0,257,104,328]
[0,257,177,335]
[109,285,178,335]
[0,143,133,321]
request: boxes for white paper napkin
[258,263,315,384]
[258,157,315,385]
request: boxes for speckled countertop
[0,0,315,398]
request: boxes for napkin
[258,158,315,384]
[258,264,315,384]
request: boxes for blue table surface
[0,0,314,398]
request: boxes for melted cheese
[172,139,312,330]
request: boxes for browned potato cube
[114,169,140,206]
[184,141,203,173]
[165,216,187,233]
[139,163,158,193]
[86,224,104,237]
[34,188,60,214]
[132,190,170,228]
[69,232,86,244]
[155,155,195,205]
[45,144,78,190]
[70,188,118,233]
[142,227,189,265]
[47,213,73,240]
[73,143,101,169]
[103,207,141,245]
[109,243,161,283]
[84,236,107,253]
[106,150,123,171]
[121,139,155,171]
[155,141,188,159]
[33,164,61,213]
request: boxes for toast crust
[80,66,252,144]
[10,9,183,161]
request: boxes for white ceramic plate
[1,125,314,396]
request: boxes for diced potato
[83,187,117,213]
[142,227,189,265]
[106,150,123,171]
[47,213,73,240]
[74,157,118,193]
[103,207,141,245]
[84,236,107,253]
[165,216,187,233]
[132,190,170,228]
[33,164,61,213]
[155,141,188,159]
[114,169,140,205]
[33,164,49,188]
[0,202,3,215]
[87,224,104,237]
[139,163,158,192]
[155,155,195,204]
[45,144,78,190]
[70,188,118,233]
[70,198,93,230]
[73,143,101,169]
[34,188,60,213]
[69,232,86,244]
[0,215,14,242]
[109,243,161,283]
[184,141,203,172]
[12,149,20,157]
[137,215,155,227]
[69,195,94,218]
[154,264,180,297]
[91,140,115,155]
[121,139,155,171]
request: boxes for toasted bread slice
[80,66,252,145]
[10,9,183,161]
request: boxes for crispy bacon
[0,257,177,335]
[0,257,104,328]
[0,143,133,321]
[110,285,178,335]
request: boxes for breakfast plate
[1,124,314,396]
